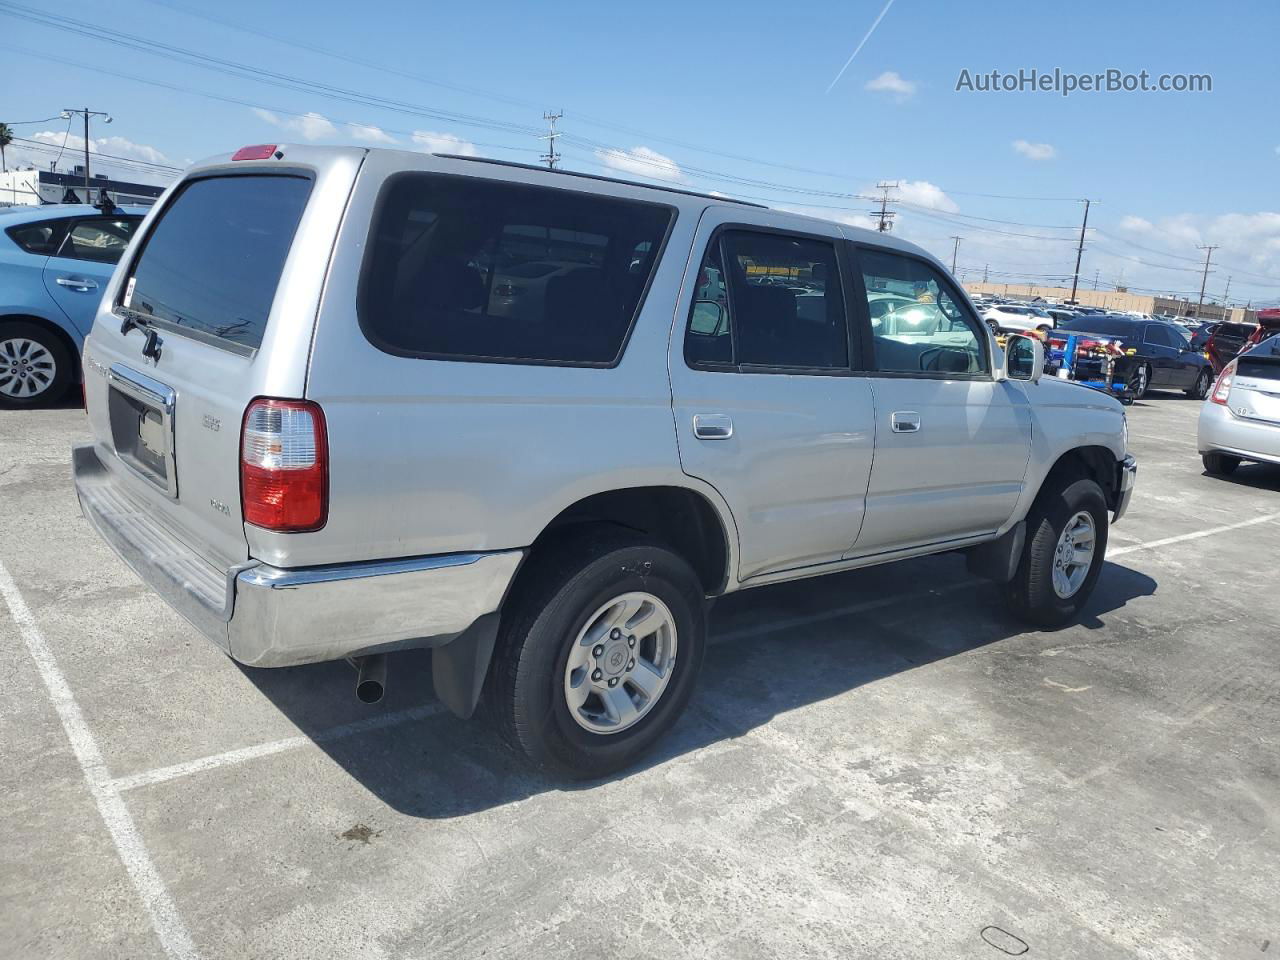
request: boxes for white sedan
[983,303,1055,335]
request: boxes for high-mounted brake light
[232,144,279,161]
[240,398,327,532]
[1210,360,1236,406]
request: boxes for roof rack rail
[432,154,767,208]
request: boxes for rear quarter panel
[286,152,738,570]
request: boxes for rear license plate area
[107,364,178,497]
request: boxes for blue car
[1,203,147,406]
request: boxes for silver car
[1199,334,1280,474]
[73,144,1135,777]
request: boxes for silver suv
[73,145,1136,777]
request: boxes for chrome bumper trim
[73,442,524,668]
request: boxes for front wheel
[1129,363,1151,400]
[1186,368,1211,400]
[488,530,706,779]
[1007,476,1109,628]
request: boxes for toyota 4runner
[73,145,1136,777]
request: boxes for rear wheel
[1129,363,1151,400]
[0,321,73,408]
[488,529,706,778]
[1186,368,1211,400]
[1202,452,1240,476]
[1007,475,1109,628]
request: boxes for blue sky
[3,0,1278,304]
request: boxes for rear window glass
[122,175,312,354]
[359,173,674,365]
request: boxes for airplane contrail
[825,0,898,94]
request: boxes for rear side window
[359,173,674,365]
[57,217,139,264]
[121,175,312,354]
[6,219,70,255]
[684,229,849,371]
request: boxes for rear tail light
[1210,360,1236,406]
[240,398,328,531]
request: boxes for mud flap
[965,521,1026,584]
[432,613,500,719]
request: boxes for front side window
[684,229,849,371]
[57,217,139,264]
[359,174,674,365]
[859,248,987,375]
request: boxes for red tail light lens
[1210,360,1236,406]
[240,398,327,531]
[232,144,278,161]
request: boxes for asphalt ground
[2,388,1278,959]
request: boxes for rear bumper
[72,443,523,667]
[1114,454,1137,522]
[1197,402,1280,465]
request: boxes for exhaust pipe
[353,654,387,704]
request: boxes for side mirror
[1005,334,1044,384]
[690,299,727,336]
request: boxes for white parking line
[110,702,446,793]
[0,560,199,960]
[1108,512,1280,557]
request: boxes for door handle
[890,411,921,433]
[55,276,98,292]
[693,414,734,440]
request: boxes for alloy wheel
[1051,511,1096,599]
[0,337,57,399]
[563,591,678,735]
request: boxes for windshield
[121,175,312,354]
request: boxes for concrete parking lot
[2,390,1278,960]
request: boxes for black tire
[1007,475,1109,628]
[1202,452,1240,476]
[488,528,706,779]
[0,320,74,408]
[1186,368,1211,400]
[1036,324,1052,336]
[1129,363,1151,400]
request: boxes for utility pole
[949,235,962,273]
[62,107,112,199]
[1195,244,1218,318]
[539,110,563,170]
[1222,275,1232,315]
[869,181,899,232]
[1092,269,1099,290]
[982,264,989,284]
[1069,198,1096,304]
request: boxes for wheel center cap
[601,641,629,677]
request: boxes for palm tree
[0,123,12,173]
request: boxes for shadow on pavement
[1201,461,1280,492]
[241,552,1157,819]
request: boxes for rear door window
[121,175,312,354]
[6,219,71,255]
[56,217,140,264]
[359,173,674,365]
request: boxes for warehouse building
[0,166,166,207]
[963,281,1257,325]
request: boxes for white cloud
[411,130,478,156]
[865,70,916,99]
[250,108,336,141]
[595,146,682,182]
[1118,215,1154,232]
[347,123,397,145]
[1012,139,1056,161]
[895,180,959,214]
[30,130,171,166]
